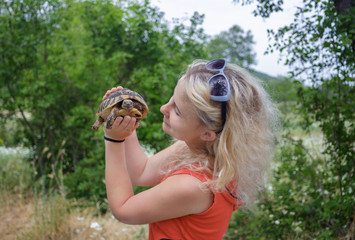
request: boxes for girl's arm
[124,131,181,186]
[102,86,178,187]
[104,116,136,217]
[104,116,213,225]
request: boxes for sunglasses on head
[206,58,231,102]
[206,58,230,134]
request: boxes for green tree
[207,24,256,67]
[228,0,355,238]
[0,0,63,179]
[0,0,208,198]
[266,76,297,113]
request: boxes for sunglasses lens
[206,59,226,70]
[209,75,228,97]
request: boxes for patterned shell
[96,88,149,117]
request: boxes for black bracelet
[104,136,125,143]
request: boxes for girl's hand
[103,86,123,100]
[104,116,139,141]
[102,86,139,140]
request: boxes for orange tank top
[148,168,243,240]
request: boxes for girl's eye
[173,101,181,116]
[175,107,180,116]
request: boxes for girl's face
[160,79,208,148]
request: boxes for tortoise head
[122,99,133,109]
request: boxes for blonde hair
[168,60,279,207]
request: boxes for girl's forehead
[174,79,188,101]
[175,77,205,124]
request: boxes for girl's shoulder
[162,166,211,183]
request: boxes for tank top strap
[162,168,211,183]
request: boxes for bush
[64,154,108,212]
[226,136,354,239]
[0,146,34,194]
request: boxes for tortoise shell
[96,88,148,117]
[91,88,149,130]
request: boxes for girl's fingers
[120,116,135,130]
[119,116,137,132]
[115,116,124,125]
[102,86,123,100]
[126,117,137,132]
[110,116,132,131]
[103,91,110,100]
[105,116,138,140]
[114,116,129,128]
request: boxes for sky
[150,0,301,77]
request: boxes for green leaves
[207,24,257,68]
[227,1,354,238]
[0,0,208,197]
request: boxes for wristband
[104,136,125,143]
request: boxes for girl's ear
[200,129,217,142]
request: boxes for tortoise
[91,88,149,130]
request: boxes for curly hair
[167,60,280,207]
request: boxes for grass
[0,147,148,240]
[1,192,148,240]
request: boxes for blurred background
[0,0,354,239]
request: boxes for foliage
[0,0,207,195]
[226,133,353,239]
[266,76,298,113]
[207,24,257,67]
[0,147,34,194]
[0,114,27,146]
[229,0,355,238]
[64,154,108,211]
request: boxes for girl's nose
[160,103,169,116]
[160,98,172,116]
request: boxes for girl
[103,59,279,239]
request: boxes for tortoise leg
[106,107,119,129]
[91,117,104,130]
[127,108,142,121]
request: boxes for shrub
[64,155,108,212]
[0,146,34,194]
